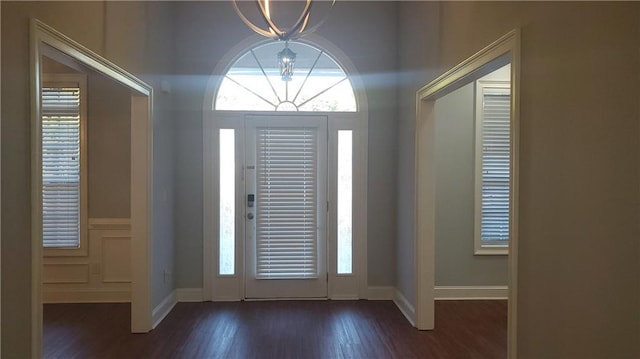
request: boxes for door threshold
[243,297,329,301]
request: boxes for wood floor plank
[44,300,507,359]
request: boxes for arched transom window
[215,41,357,112]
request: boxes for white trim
[393,289,416,327]
[328,294,359,300]
[1,4,3,353]
[33,21,150,96]
[176,288,204,302]
[88,218,132,231]
[435,286,508,300]
[43,288,131,303]
[152,290,177,329]
[31,19,154,356]
[244,297,328,302]
[367,286,394,300]
[415,29,520,359]
[129,94,153,333]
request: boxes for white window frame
[474,80,510,255]
[42,73,88,257]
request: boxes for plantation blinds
[42,85,82,248]
[480,88,511,243]
[256,128,318,279]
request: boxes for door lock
[247,212,254,220]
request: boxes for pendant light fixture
[232,0,335,81]
[277,42,296,81]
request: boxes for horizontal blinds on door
[256,128,318,279]
[481,90,510,242]
[42,86,81,248]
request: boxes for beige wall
[397,1,640,357]
[87,72,132,218]
[396,0,441,308]
[1,2,176,357]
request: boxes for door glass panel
[337,130,353,274]
[256,127,319,279]
[219,129,235,275]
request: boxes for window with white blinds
[42,80,85,249]
[256,128,319,279]
[475,83,510,254]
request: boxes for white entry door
[244,115,328,298]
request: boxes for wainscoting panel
[101,236,132,283]
[43,218,132,303]
[43,263,90,284]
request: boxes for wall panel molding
[43,218,132,303]
[43,288,130,303]
[434,285,508,300]
[42,263,90,284]
[88,218,131,230]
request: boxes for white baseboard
[434,286,508,300]
[366,287,415,326]
[152,290,177,329]
[367,286,394,300]
[211,296,242,302]
[393,288,416,326]
[329,294,359,300]
[43,288,130,303]
[176,288,204,302]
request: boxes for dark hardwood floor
[44,300,507,359]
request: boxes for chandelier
[232,0,335,81]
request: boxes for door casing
[204,110,368,301]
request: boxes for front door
[244,115,328,298]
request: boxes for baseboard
[211,296,242,302]
[329,294,359,300]
[176,288,204,302]
[152,290,177,329]
[43,288,130,303]
[367,286,394,300]
[434,286,508,300]
[393,289,416,326]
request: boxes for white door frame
[202,34,369,302]
[30,19,154,357]
[204,110,367,301]
[414,29,521,359]
[244,115,328,299]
